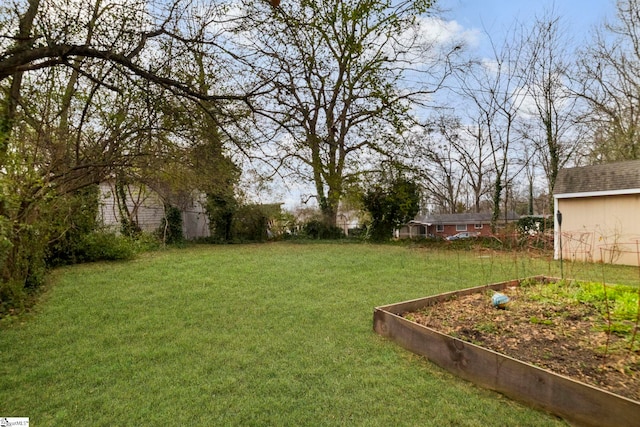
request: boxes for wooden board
[373,276,640,427]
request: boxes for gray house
[553,160,640,265]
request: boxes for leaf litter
[403,281,640,401]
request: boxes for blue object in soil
[492,292,510,308]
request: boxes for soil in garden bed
[403,281,640,401]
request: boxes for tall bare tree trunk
[0,0,40,166]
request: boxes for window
[436,224,444,232]
[456,224,467,232]
[474,224,483,229]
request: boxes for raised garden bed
[373,276,640,427]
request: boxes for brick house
[397,212,520,239]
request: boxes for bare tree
[232,0,462,226]
[418,126,464,213]
[412,114,492,213]
[520,11,582,212]
[454,25,529,231]
[457,116,494,213]
[576,0,640,162]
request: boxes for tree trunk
[491,180,502,233]
[318,184,340,228]
[0,0,40,166]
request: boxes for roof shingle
[412,212,519,224]
[553,160,640,195]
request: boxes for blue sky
[439,0,616,48]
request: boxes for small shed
[553,160,640,265]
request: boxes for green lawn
[1,243,637,426]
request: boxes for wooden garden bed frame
[373,276,640,427]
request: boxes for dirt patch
[403,281,640,401]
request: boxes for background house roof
[412,212,519,224]
[554,160,640,195]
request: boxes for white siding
[555,193,640,265]
[98,182,210,239]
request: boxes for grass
[0,242,638,426]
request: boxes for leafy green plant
[0,279,26,317]
[534,281,640,351]
[362,176,421,242]
[206,192,237,242]
[232,204,271,242]
[158,205,183,245]
[75,231,137,262]
[476,321,498,333]
[46,185,101,266]
[302,219,344,240]
[529,316,554,326]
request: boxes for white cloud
[417,16,481,49]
